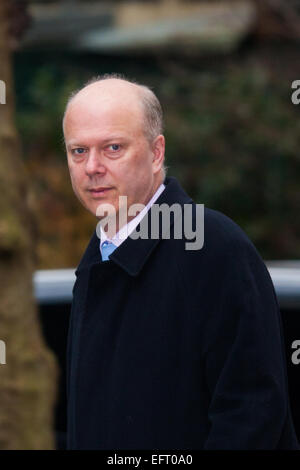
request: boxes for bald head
[63,76,164,145]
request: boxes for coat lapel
[75,176,193,277]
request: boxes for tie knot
[101,241,117,261]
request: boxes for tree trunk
[0,0,57,449]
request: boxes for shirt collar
[99,183,166,252]
[75,176,193,277]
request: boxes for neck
[101,176,164,238]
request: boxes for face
[63,83,165,232]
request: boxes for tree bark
[0,0,57,449]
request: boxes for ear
[151,135,165,175]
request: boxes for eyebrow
[65,142,87,150]
[65,135,129,150]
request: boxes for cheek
[69,165,83,188]
[129,149,152,177]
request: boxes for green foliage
[16,63,81,157]
[156,65,300,258]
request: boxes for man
[63,74,299,450]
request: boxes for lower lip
[89,188,112,197]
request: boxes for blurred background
[12,0,300,267]
[15,0,300,266]
[1,0,300,450]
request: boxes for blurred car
[34,262,300,449]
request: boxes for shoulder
[173,204,269,284]
[179,204,259,259]
[203,207,254,252]
[171,205,276,317]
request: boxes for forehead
[63,88,145,142]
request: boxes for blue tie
[101,241,117,261]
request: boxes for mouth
[88,187,113,197]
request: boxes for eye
[107,144,120,152]
[71,148,87,156]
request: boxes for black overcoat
[66,176,299,449]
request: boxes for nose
[85,148,106,176]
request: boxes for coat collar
[76,176,193,277]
